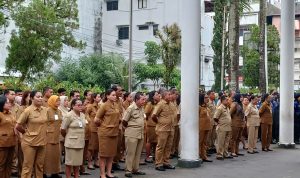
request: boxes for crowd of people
[0,85,287,178]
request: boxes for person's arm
[144,103,152,121]
[122,107,132,128]
[15,109,29,134]
[94,104,106,126]
[61,114,72,137]
[213,108,222,123]
[151,104,162,123]
[259,103,266,116]
[230,103,237,115]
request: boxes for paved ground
[76,143,300,178]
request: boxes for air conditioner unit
[116,39,122,46]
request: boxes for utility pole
[265,22,268,93]
[93,1,103,54]
[128,0,133,92]
[221,6,226,91]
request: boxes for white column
[178,0,201,168]
[279,0,295,148]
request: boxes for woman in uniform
[44,95,63,178]
[58,96,69,117]
[199,93,213,162]
[15,91,48,178]
[0,96,17,178]
[144,91,160,163]
[86,93,101,169]
[95,89,120,178]
[122,92,133,110]
[259,94,273,152]
[61,99,86,178]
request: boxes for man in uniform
[57,88,66,96]
[152,90,175,171]
[214,95,233,160]
[207,90,217,154]
[42,87,53,107]
[170,88,180,158]
[122,92,147,177]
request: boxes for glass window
[138,25,149,30]
[138,0,147,9]
[153,24,159,35]
[118,26,129,40]
[107,0,118,11]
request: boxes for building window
[138,0,147,9]
[107,0,118,11]
[138,25,149,30]
[153,24,159,35]
[118,26,129,40]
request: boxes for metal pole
[128,0,133,92]
[221,6,226,90]
[265,22,268,93]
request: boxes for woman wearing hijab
[58,96,69,117]
[44,95,63,178]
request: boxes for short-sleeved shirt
[144,102,157,127]
[230,102,245,128]
[86,103,99,133]
[46,108,63,144]
[123,100,131,110]
[245,103,260,127]
[259,101,273,124]
[199,105,212,131]
[152,100,174,132]
[95,100,120,137]
[0,111,17,147]
[208,99,217,126]
[62,110,86,149]
[214,104,232,131]
[123,102,145,139]
[17,105,48,146]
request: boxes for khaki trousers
[155,131,174,167]
[125,137,144,173]
[0,147,15,178]
[171,126,180,154]
[248,126,259,152]
[216,129,231,158]
[199,130,209,160]
[21,143,46,178]
[207,125,217,149]
[261,123,272,149]
[230,127,243,154]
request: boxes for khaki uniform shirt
[96,101,120,137]
[62,111,86,149]
[199,105,212,131]
[214,104,232,131]
[86,103,98,133]
[145,102,157,127]
[46,108,63,144]
[245,103,260,127]
[259,101,273,124]
[230,102,245,128]
[11,103,20,119]
[43,97,49,107]
[0,112,17,147]
[123,100,131,110]
[123,102,145,139]
[152,100,174,132]
[17,105,48,146]
[208,99,217,126]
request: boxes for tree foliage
[0,0,22,28]
[5,0,84,82]
[156,23,181,88]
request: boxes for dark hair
[170,88,177,94]
[90,93,100,103]
[0,96,7,112]
[148,91,156,105]
[43,87,52,95]
[84,90,91,97]
[134,92,144,102]
[70,90,79,97]
[262,93,270,102]
[176,94,181,105]
[207,90,214,96]
[70,98,81,111]
[218,91,224,99]
[15,89,22,93]
[57,88,66,94]
[3,89,13,96]
[123,92,131,101]
[21,91,31,106]
[103,89,115,102]
[199,93,205,106]
[221,95,227,102]
[234,93,242,104]
[111,85,118,92]
[100,92,105,99]
[249,95,257,102]
[30,91,39,100]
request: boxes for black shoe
[43,174,48,178]
[133,171,146,175]
[253,150,259,153]
[145,158,154,163]
[58,171,65,175]
[262,149,269,152]
[163,164,175,169]
[106,174,118,178]
[155,166,166,171]
[237,153,244,156]
[80,172,91,175]
[216,157,224,160]
[247,151,255,154]
[267,148,273,151]
[125,173,133,177]
[203,159,213,162]
[112,164,124,171]
[11,172,19,177]
[224,156,234,159]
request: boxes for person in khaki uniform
[199,93,213,162]
[123,92,133,110]
[95,89,120,178]
[43,95,63,178]
[0,96,17,178]
[15,91,48,178]
[207,90,217,154]
[170,88,180,158]
[259,94,273,152]
[151,90,175,171]
[229,94,246,157]
[42,87,53,107]
[245,95,260,154]
[86,93,101,170]
[122,92,147,177]
[145,91,160,163]
[214,95,233,160]
[61,99,86,178]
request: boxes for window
[153,24,159,35]
[118,26,129,40]
[138,25,149,30]
[107,0,118,11]
[138,0,147,9]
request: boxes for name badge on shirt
[85,120,88,124]
[78,121,83,128]
[54,115,59,121]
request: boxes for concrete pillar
[178,0,201,168]
[279,0,295,148]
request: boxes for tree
[156,23,181,88]
[0,0,22,28]
[5,0,84,82]
[259,0,267,93]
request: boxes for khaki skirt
[65,147,84,166]
[98,136,118,157]
[88,132,99,151]
[44,143,61,174]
